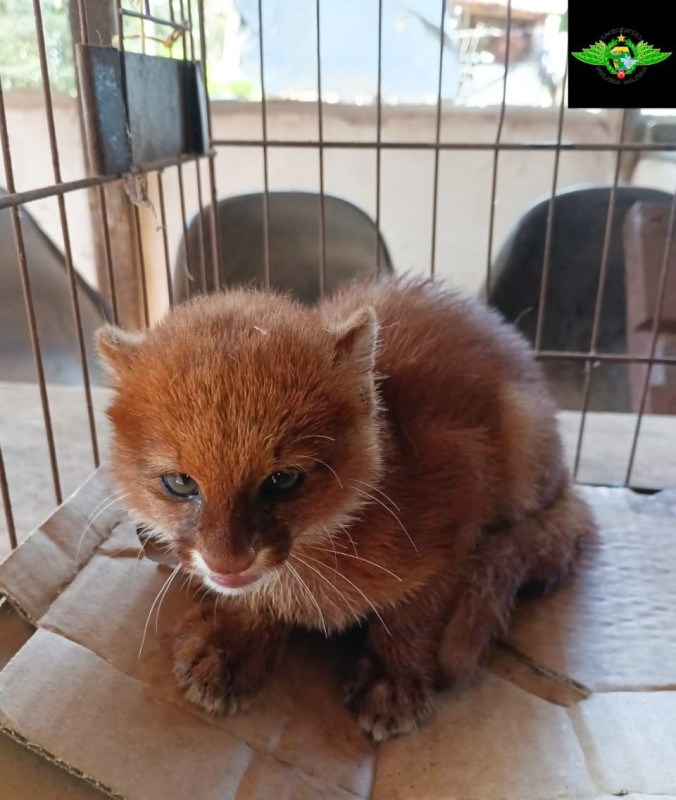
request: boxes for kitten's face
[97,291,381,597]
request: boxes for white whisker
[84,488,128,525]
[306,456,343,489]
[351,486,418,553]
[298,553,392,636]
[353,479,401,511]
[307,545,403,582]
[289,553,361,623]
[76,491,130,566]
[133,524,175,579]
[321,527,339,572]
[154,564,182,634]
[196,583,212,605]
[335,520,359,556]
[285,562,328,636]
[138,564,181,659]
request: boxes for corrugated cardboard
[1,469,675,800]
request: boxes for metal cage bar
[374,0,383,275]
[209,139,676,153]
[429,0,447,278]
[484,0,513,297]
[0,77,63,506]
[197,0,222,287]
[624,186,676,485]
[32,0,100,468]
[97,186,120,325]
[156,171,175,308]
[257,0,272,290]
[573,110,630,479]
[534,64,568,352]
[0,444,18,551]
[1,0,676,560]
[315,0,327,296]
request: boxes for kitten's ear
[95,324,146,378]
[329,307,379,403]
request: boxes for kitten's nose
[201,548,255,577]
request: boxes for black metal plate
[76,44,208,176]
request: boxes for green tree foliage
[0,0,75,93]
[0,0,254,99]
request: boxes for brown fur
[97,277,595,741]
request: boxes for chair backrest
[0,195,109,385]
[487,185,673,411]
[174,191,394,305]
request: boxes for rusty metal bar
[193,160,209,293]
[534,350,676,367]
[32,0,100,468]
[184,0,197,59]
[534,64,567,351]
[624,186,676,485]
[76,0,89,43]
[176,0,187,58]
[97,186,119,325]
[156,171,175,308]
[176,162,193,300]
[121,7,188,32]
[0,443,18,550]
[184,1,209,293]
[484,0,512,297]
[0,78,62,504]
[375,0,383,275]
[316,0,327,296]
[0,175,117,211]
[429,0,447,278]
[0,151,214,212]
[206,154,222,286]
[115,0,130,120]
[132,204,151,326]
[197,0,223,289]
[257,0,272,290]
[210,139,676,153]
[573,110,629,479]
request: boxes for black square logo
[568,7,675,108]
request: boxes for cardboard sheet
[1,469,676,800]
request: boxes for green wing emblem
[635,40,671,65]
[571,41,609,65]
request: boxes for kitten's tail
[438,483,597,683]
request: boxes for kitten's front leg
[345,597,447,742]
[173,601,288,715]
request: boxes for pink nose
[201,549,255,576]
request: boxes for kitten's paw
[172,609,267,716]
[345,657,436,742]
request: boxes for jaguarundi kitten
[97,277,595,741]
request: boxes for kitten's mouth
[189,549,269,595]
[208,571,261,590]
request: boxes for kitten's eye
[161,473,199,499]
[261,470,304,500]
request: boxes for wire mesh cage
[0,0,675,561]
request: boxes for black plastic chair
[487,185,673,412]
[0,191,109,385]
[174,191,394,305]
